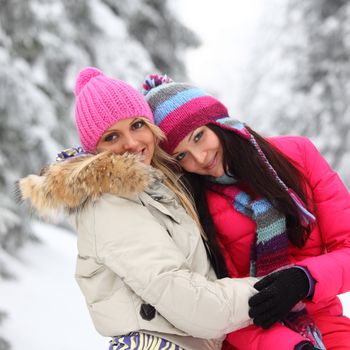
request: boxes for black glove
[249,267,309,329]
[295,342,317,350]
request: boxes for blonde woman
[19,67,257,350]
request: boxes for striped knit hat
[142,74,229,154]
[75,67,153,152]
[142,74,316,227]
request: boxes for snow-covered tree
[240,0,350,187]
[0,1,198,347]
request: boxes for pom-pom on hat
[142,74,229,154]
[75,67,153,152]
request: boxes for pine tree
[240,0,350,186]
[0,1,198,347]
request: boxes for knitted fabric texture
[211,177,289,277]
[143,75,315,226]
[142,74,229,154]
[211,117,316,226]
[211,182,325,349]
[75,67,153,152]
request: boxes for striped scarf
[212,178,325,349]
[223,185,289,276]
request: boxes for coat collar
[18,151,163,217]
[141,183,182,224]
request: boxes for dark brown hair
[182,124,313,278]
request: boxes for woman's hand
[248,268,310,329]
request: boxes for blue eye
[175,152,186,162]
[194,130,204,142]
[132,120,145,129]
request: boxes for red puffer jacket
[207,136,350,350]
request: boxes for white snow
[174,0,264,117]
[0,221,106,350]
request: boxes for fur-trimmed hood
[18,152,163,217]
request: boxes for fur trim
[18,152,163,217]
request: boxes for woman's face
[96,118,155,165]
[172,126,225,177]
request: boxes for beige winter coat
[19,152,258,350]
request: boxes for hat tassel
[287,188,316,226]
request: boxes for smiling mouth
[205,153,217,170]
[135,148,146,158]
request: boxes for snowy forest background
[1,0,350,349]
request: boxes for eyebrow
[101,129,117,137]
[187,130,195,142]
[172,129,197,156]
[172,148,184,157]
[131,117,141,124]
[102,118,139,135]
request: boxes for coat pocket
[75,255,104,277]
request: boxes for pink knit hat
[74,67,154,152]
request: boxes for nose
[191,150,206,165]
[122,134,138,152]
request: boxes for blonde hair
[143,119,204,237]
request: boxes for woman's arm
[87,194,257,339]
[296,137,350,302]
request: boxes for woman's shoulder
[268,135,312,150]
[19,151,163,218]
[76,193,144,227]
[268,135,318,164]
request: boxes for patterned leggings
[109,332,185,350]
